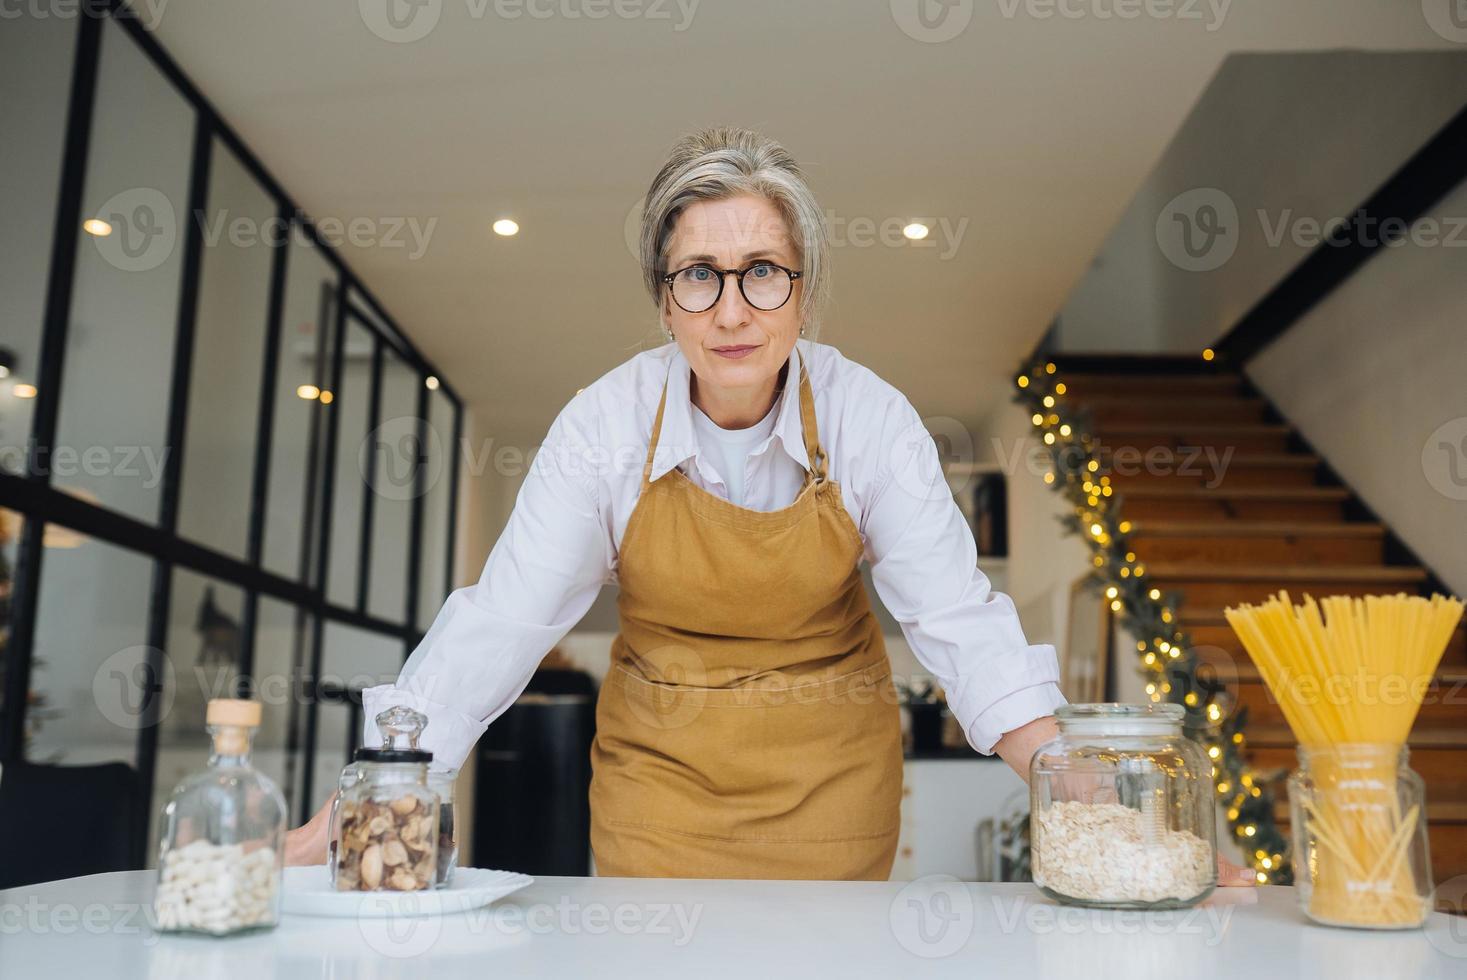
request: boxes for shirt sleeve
[361,403,613,770]
[862,396,1067,755]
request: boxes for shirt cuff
[964,682,1068,755]
[360,684,489,772]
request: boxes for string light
[1013,358,1290,885]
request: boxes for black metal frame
[0,1,464,843]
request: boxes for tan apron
[589,353,903,880]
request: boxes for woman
[288,127,1251,883]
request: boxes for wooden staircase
[1061,362,1467,892]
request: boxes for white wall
[1056,51,1467,355]
[1246,180,1467,596]
[976,401,1094,696]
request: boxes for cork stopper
[207,699,262,728]
[207,699,261,755]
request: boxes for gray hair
[639,127,830,336]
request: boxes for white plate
[283,866,534,918]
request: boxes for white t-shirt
[689,398,780,508]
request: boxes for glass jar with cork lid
[331,706,440,892]
[154,698,287,935]
[1029,703,1217,909]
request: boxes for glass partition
[324,317,374,608]
[252,596,314,807]
[24,531,154,767]
[52,18,193,522]
[417,386,455,628]
[175,141,275,559]
[0,8,461,861]
[367,346,418,623]
[262,230,336,581]
[151,568,248,857]
[0,14,76,476]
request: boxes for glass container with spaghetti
[1225,591,1464,930]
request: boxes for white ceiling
[142,0,1463,442]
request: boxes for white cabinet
[890,758,1028,881]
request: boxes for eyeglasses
[661,262,802,314]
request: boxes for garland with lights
[1014,360,1292,884]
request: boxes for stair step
[1128,520,1385,565]
[1278,801,1467,823]
[1119,486,1349,522]
[1248,745,1467,802]
[1059,372,1245,398]
[1234,678,1467,739]
[1274,809,1467,891]
[1195,647,1467,687]
[1244,724,1467,750]
[1085,395,1270,426]
[1145,561,1428,606]
[1181,612,1467,670]
[1105,453,1321,489]
[1095,423,1294,454]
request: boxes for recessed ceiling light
[493,218,519,237]
[425,375,439,390]
[13,383,38,399]
[902,222,929,241]
[296,384,321,400]
[83,218,113,237]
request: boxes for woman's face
[661,194,804,396]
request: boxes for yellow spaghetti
[1224,591,1463,928]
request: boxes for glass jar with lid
[331,707,459,888]
[1029,703,1217,909]
[154,699,287,935]
[427,764,459,887]
[331,707,440,892]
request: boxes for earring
[799,323,806,337]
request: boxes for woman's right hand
[283,793,336,866]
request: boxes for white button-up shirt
[363,340,1065,769]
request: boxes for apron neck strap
[795,349,826,484]
[640,348,827,488]
[642,379,671,487]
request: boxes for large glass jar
[331,707,458,888]
[1029,703,1217,909]
[154,699,287,935]
[1289,743,1432,930]
[331,708,439,892]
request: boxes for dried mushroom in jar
[334,795,437,892]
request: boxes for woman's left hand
[1218,855,1258,887]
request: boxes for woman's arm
[993,715,1060,782]
[862,396,1067,757]
[287,409,613,862]
[358,408,614,771]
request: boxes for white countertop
[2,871,1465,979]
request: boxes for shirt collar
[648,343,812,484]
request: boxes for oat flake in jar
[1029,703,1217,909]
